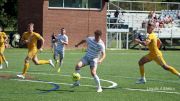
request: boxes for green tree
[0,0,17,30]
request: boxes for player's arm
[38,37,45,50]
[98,51,106,64]
[61,38,68,45]
[135,38,151,46]
[20,33,28,45]
[75,39,86,47]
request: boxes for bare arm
[75,40,86,47]
[98,51,106,64]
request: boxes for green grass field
[0,48,180,101]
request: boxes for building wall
[18,0,43,36]
[18,0,107,48]
[43,0,107,48]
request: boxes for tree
[0,0,17,30]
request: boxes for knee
[91,70,96,77]
[138,60,144,66]
[162,64,169,70]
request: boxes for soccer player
[54,28,68,72]
[0,26,8,69]
[17,23,55,79]
[73,30,106,92]
[135,21,180,84]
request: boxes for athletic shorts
[81,56,98,68]
[54,49,64,60]
[145,54,166,66]
[0,46,5,54]
[27,49,38,59]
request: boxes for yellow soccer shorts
[27,50,38,59]
[145,54,166,66]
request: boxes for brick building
[18,0,107,48]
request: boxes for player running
[73,30,106,92]
[17,23,54,79]
[135,21,180,84]
[54,28,68,72]
[0,26,8,69]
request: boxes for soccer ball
[72,73,81,81]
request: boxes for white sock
[93,75,101,88]
[76,69,80,73]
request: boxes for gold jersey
[0,32,7,47]
[146,32,162,57]
[22,32,43,50]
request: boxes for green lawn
[0,48,180,101]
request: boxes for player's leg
[57,51,64,72]
[136,55,152,84]
[90,59,102,92]
[59,51,64,67]
[54,49,59,67]
[32,53,55,68]
[154,56,180,77]
[73,56,88,86]
[0,56,3,69]
[0,47,8,68]
[17,56,31,79]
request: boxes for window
[49,0,102,9]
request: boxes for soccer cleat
[5,61,8,68]
[57,68,61,73]
[49,59,55,68]
[136,78,146,84]
[97,87,103,93]
[0,64,3,69]
[17,74,25,79]
[71,81,80,87]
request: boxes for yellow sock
[37,60,49,65]
[167,66,180,76]
[22,63,30,76]
[2,55,6,62]
[139,65,145,78]
[0,56,2,64]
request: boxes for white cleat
[97,87,103,93]
[17,74,25,79]
[136,78,146,84]
[49,59,55,68]
[5,61,8,68]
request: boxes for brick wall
[18,0,43,36]
[43,0,107,48]
[18,0,107,48]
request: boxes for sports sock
[139,65,145,79]
[22,63,30,76]
[167,66,180,76]
[37,60,49,64]
[93,75,101,88]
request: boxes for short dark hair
[94,30,102,36]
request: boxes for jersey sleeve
[35,33,43,40]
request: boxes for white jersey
[85,37,105,59]
[55,34,68,51]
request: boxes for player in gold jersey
[0,26,8,69]
[17,23,54,79]
[135,21,180,84]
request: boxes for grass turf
[0,48,180,101]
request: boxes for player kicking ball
[135,21,180,84]
[53,28,68,72]
[17,23,55,79]
[73,30,106,92]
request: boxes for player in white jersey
[73,30,106,92]
[54,28,68,72]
